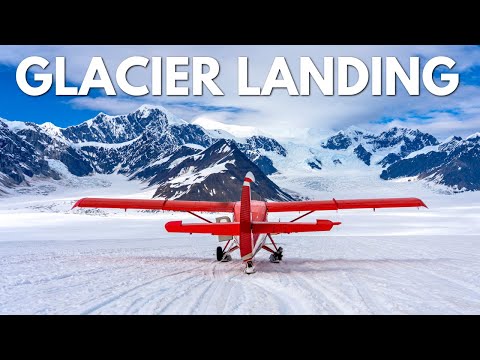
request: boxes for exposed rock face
[151,140,295,201]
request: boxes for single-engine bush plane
[73,172,427,274]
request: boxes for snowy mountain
[71,110,286,178]
[149,139,294,201]
[61,105,187,144]
[381,134,480,191]
[10,120,93,177]
[77,121,213,176]
[0,120,59,190]
[321,126,439,167]
[1,105,478,196]
[234,136,287,175]
[0,106,291,198]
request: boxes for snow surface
[192,117,264,139]
[168,160,235,188]
[1,170,480,314]
[184,143,205,151]
[2,119,36,132]
[70,136,142,149]
[404,145,439,159]
[466,132,480,140]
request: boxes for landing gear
[216,246,223,261]
[216,246,233,262]
[221,254,232,262]
[244,261,256,274]
[269,247,284,263]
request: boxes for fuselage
[233,200,268,260]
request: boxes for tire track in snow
[122,272,205,315]
[153,261,243,314]
[80,262,209,314]
[385,258,480,313]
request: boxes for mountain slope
[321,126,439,167]
[0,120,60,189]
[1,105,477,196]
[13,121,93,176]
[1,106,294,199]
[151,139,295,201]
[61,105,187,144]
[381,135,480,191]
[235,136,287,175]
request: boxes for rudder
[239,172,255,261]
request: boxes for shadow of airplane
[253,257,454,274]
[89,253,454,275]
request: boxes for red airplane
[73,171,427,274]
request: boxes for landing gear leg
[267,233,284,263]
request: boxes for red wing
[72,198,235,212]
[266,197,427,212]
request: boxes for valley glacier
[1,169,479,314]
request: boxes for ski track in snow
[1,174,480,314]
[1,236,479,314]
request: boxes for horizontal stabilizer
[164,219,341,235]
[165,221,240,235]
[252,220,340,234]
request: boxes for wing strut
[187,211,212,223]
[290,210,315,223]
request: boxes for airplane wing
[266,197,427,212]
[72,198,236,212]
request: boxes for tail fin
[239,172,255,261]
[243,171,255,185]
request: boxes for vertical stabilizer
[239,172,255,261]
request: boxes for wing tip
[71,198,85,210]
[165,220,182,232]
[415,198,428,209]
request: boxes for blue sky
[0,64,99,127]
[0,45,479,140]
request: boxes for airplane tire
[216,246,224,261]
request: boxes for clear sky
[0,45,479,140]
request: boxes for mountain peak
[40,121,61,130]
[62,104,191,144]
[201,138,235,157]
[134,104,187,125]
[137,104,165,112]
[466,132,480,141]
[150,139,294,201]
[40,122,65,139]
[344,125,368,134]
